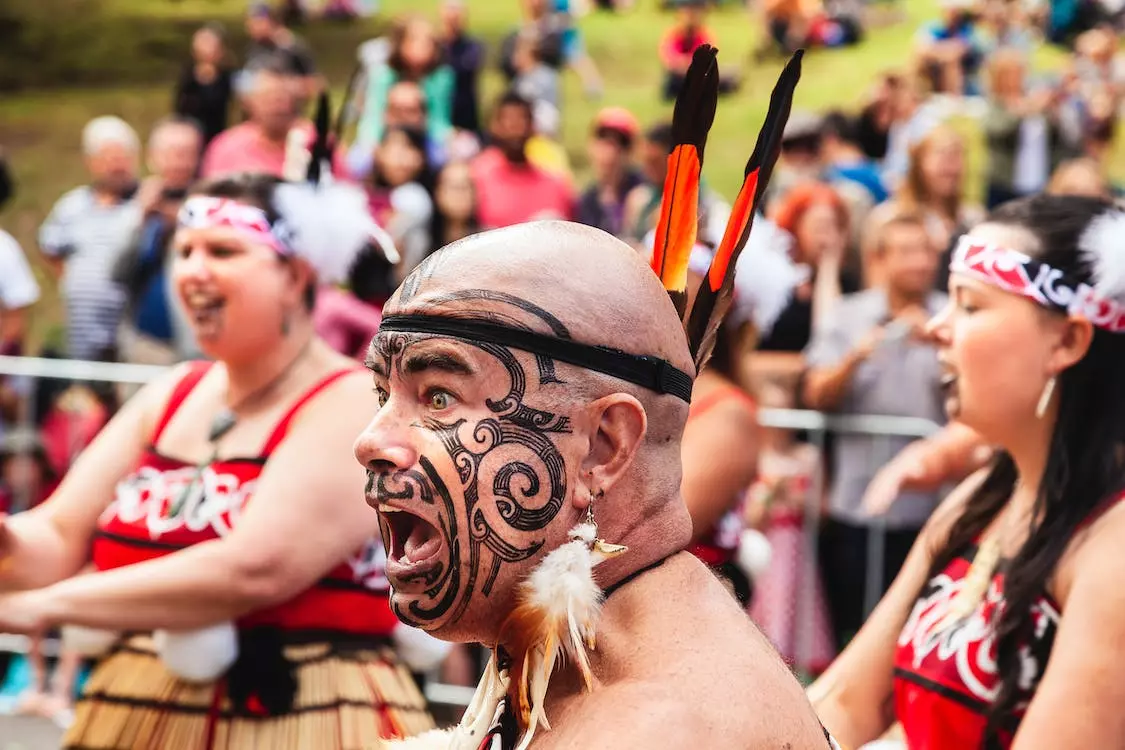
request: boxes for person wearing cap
[576,108,645,238]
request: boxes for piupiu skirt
[62,633,434,749]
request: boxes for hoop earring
[1036,375,1057,419]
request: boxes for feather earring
[499,496,627,750]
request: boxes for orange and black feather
[685,50,803,369]
[650,44,720,319]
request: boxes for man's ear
[577,394,648,508]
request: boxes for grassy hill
[0,0,1107,349]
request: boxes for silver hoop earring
[1036,376,1057,419]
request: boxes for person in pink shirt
[199,54,312,179]
[470,92,575,229]
[660,0,716,101]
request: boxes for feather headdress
[273,90,400,283]
[652,45,804,370]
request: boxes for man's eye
[428,390,453,410]
[374,387,389,407]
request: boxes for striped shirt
[39,186,141,360]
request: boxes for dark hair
[492,90,534,122]
[927,194,1125,746]
[820,110,859,146]
[0,156,13,212]
[189,172,317,310]
[374,125,434,193]
[386,15,445,78]
[645,122,674,151]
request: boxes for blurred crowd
[1,0,1124,723]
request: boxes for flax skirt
[62,635,435,749]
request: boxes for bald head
[388,221,694,376]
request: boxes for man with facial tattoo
[354,221,837,749]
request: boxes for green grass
[0,0,1117,349]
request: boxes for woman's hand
[0,587,51,636]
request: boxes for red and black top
[894,492,1125,749]
[92,360,399,641]
[685,386,756,569]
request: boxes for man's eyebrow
[402,350,475,376]
[363,351,388,377]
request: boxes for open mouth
[379,505,444,586]
[183,290,226,339]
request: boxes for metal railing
[0,356,942,706]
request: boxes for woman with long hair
[0,173,435,748]
[864,125,985,289]
[811,194,1125,749]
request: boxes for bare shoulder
[543,677,830,750]
[288,361,374,427]
[1057,493,1125,605]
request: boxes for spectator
[429,160,480,251]
[502,0,603,98]
[865,125,984,290]
[173,24,234,147]
[367,125,434,278]
[243,1,320,105]
[880,73,945,191]
[820,111,889,204]
[0,229,39,359]
[759,183,856,355]
[469,92,575,228]
[659,0,716,101]
[577,107,644,237]
[200,55,310,179]
[511,28,562,132]
[0,429,58,515]
[914,0,985,96]
[38,116,141,362]
[439,0,486,135]
[1046,156,1114,199]
[113,117,204,366]
[356,15,454,155]
[802,212,947,649]
[313,243,392,360]
[622,121,731,249]
[982,49,1074,208]
[760,0,822,56]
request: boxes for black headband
[378,314,694,403]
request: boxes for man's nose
[354,407,419,477]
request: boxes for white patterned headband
[950,231,1125,333]
[175,182,400,284]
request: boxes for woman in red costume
[0,172,436,748]
[811,194,1125,749]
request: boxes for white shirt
[0,229,41,311]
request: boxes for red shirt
[92,361,399,638]
[470,147,575,229]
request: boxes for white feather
[736,528,773,581]
[154,623,238,683]
[272,181,381,284]
[1078,210,1125,301]
[393,624,453,673]
[731,216,802,337]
